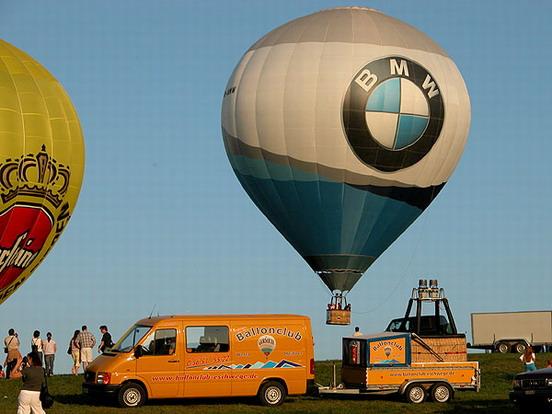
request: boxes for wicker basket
[411,336,467,362]
[326,309,351,325]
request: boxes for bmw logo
[342,57,445,172]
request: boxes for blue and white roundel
[365,78,429,151]
[343,56,445,172]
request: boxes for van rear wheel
[259,381,286,406]
[118,382,146,408]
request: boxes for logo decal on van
[235,327,302,342]
[257,335,276,357]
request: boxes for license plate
[525,390,536,395]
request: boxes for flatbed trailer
[319,332,480,404]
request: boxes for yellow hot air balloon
[0,40,85,304]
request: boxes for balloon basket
[326,309,351,325]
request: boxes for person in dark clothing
[17,352,45,413]
[98,326,113,353]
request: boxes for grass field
[0,353,541,414]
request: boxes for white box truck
[470,311,552,353]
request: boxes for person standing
[520,345,537,372]
[98,326,113,354]
[16,352,45,414]
[42,332,56,376]
[30,331,43,366]
[4,329,21,379]
[69,330,81,375]
[77,326,96,371]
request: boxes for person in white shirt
[43,332,57,376]
[31,331,43,365]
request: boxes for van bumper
[82,382,121,396]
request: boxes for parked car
[510,368,552,412]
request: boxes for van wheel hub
[124,389,140,405]
[266,386,282,403]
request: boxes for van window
[141,329,177,356]
[186,326,229,353]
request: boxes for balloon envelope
[0,40,85,304]
[221,8,470,293]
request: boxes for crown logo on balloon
[0,145,70,208]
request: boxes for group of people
[327,293,352,311]
[2,325,114,379]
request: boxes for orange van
[82,314,315,407]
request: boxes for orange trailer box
[320,332,479,404]
[83,314,315,407]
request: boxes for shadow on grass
[54,394,110,406]
[447,398,518,414]
[54,393,274,408]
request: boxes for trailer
[470,311,552,353]
[318,332,480,404]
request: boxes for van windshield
[111,324,151,352]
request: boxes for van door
[135,326,183,398]
[183,324,232,397]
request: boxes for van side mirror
[134,345,143,359]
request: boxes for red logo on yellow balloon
[0,146,74,299]
[0,205,53,290]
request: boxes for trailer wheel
[258,381,286,406]
[431,382,453,403]
[405,384,426,404]
[514,342,527,354]
[496,342,510,354]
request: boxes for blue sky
[1,1,551,373]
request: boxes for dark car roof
[516,367,552,378]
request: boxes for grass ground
[0,353,541,414]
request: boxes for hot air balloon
[221,7,470,324]
[0,40,85,304]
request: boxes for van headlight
[97,372,111,385]
[546,379,552,387]
[512,379,522,389]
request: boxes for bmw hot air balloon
[221,7,470,324]
[0,40,85,304]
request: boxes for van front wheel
[118,382,146,408]
[259,381,286,406]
